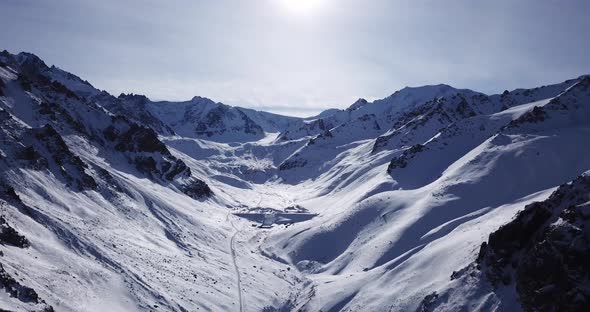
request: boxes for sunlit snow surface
[1,53,589,311]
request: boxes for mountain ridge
[1,50,589,311]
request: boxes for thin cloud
[1,0,589,117]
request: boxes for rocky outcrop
[27,125,97,190]
[0,263,54,312]
[103,116,191,181]
[307,130,333,146]
[111,93,175,135]
[0,78,5,96]
[417,292,439,312]
[279,158,307,171]
[387,144,425,173]
[347,98,368,111]
[0,183,19,205]
[508,106,548,127]
[16,146,48,170]
[372,92,482,153]
[0,216,30,248]
[505,76,590,131]
[1,52,213,199]
[477,172,590,312]
[102,116,211,197]
[180,179,213,199]
[195,106,264,138]
[108,123,169,155]
[277,118,334,142]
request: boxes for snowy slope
[1,50,589,311]
[276,84,475,143]
[260,76,590,311]
[101,95,302,143]
[422,170,590,312]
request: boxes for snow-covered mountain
[0,50,589,311]
[97,93,301,143]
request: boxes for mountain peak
[190,95,215,104]
[118,93,149,101]
[15,52,49,70]
[395,83,458,97]
[347,98,369,111]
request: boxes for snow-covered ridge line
[1,49,590,311]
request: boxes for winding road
[229,217,244,312]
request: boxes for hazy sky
[1,0,589,116]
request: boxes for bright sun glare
[279,0,323,13]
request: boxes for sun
[279,0,324,13]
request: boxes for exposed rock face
[510,105,548,126]
[0,216,30,248]
[276,117,334,142]
[0,51,213,199]
[417,292,439,312]
[108,93,176,135]
[1,107,97,192]
[478,172,590,312]
[16,145,47,170]
[194,107,225,136]
[383,75,590,185]
[40,125,96,188]
[194,105,264,138]
[103,116,194,182]
[180,179,213,199]
[0,263,54,312]
[109,123,169,155]
[4,50,590,311]
[307,130,333,146]
[279,157,307,171]
[36,101,87,135]
[0,187,18,207]
[387,144,424,173]
[506,76,590,131]
[111,93,274,142]
[372,91,489,153]
[347,98,369,111]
